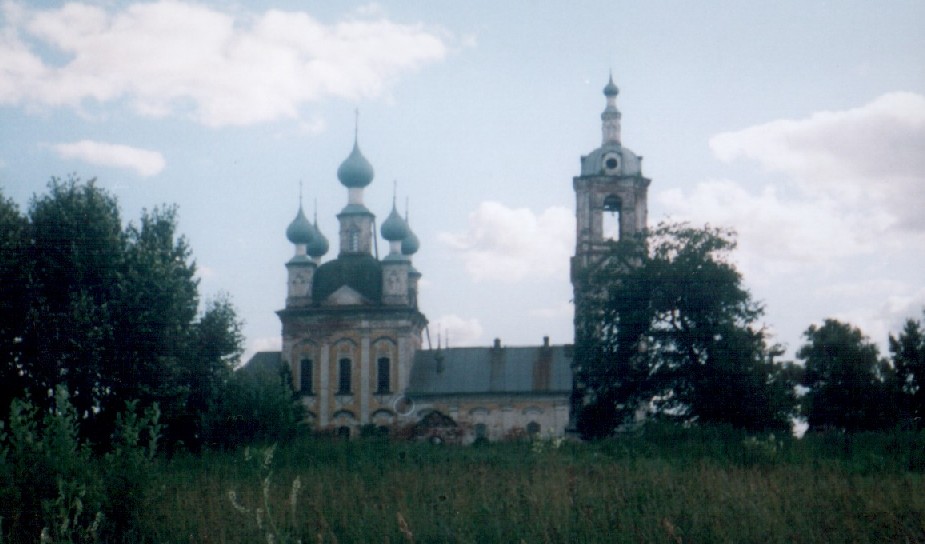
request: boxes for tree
[0,190,30,421]
[181,294,245,448]
[576,222,797,437]
[2,176,244,448]
[202,359,303,448]
[104,204,202,445]
[798,319,897,432]
[890,311,925,428]
[19,177,126,424]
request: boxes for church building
[248,75,649,442]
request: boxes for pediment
[324,285,369,306]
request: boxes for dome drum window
[602,151,621,175]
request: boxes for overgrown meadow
[126,427,925,543]
[2,395,925,544]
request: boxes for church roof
[580,144,643,177]
[240,351,283,375]
[312,253,383,304]
[407,343,573,396]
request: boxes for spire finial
[392,179,398,208]
[298,180,304,208]
[405,196,410,221]
[354,108,359,143]
[313,198,318,224]
[603,71,619,97]
[601,72,621,144]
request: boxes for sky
[1,0,923,364]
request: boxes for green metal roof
[407,344,573,396]
[312,253,383,303]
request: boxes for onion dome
[286,207,314,245]
[603,73,619,97]
[381,205,409,241]
[336,141,374,189]
[307,218,329,258]
[401,228,419,256]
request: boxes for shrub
[0,386,160,543]
[201,363,303,449]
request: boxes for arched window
[376,357,390,394]
[338,358,352,394]
[299,358,313,395]
[602,195,622,241]
[526,421,541,436]
[348,226,360,252]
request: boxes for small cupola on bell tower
[601,73,622,145]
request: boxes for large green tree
[890,310,925,428]
[576,222,798,438]
[0,191,30,420]
[0,176,243,447]
[798,319,897,432]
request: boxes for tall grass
[136,425,925,543]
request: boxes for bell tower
[571,74,649,278]
[569,74,651,431]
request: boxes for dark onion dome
[307,220,329,258]
[336,141,374,188]
[381,205,410,241]
[312,253,382,303]
[402,228,419,256]
[603,73,619,97]
[286,207,314,245]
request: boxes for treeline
[575,222,925,438]
[0,177,300,450]
[0,177,304,542]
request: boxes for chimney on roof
[490,338,504,391]
[543,336,550,348]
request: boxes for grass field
[135,425,925,544]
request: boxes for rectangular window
[299,358,313,395]
[338,358,351,394]
[376,357,390,394]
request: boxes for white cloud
[51,140,165,176]
[439,201,573,283]
[661,93,925,280]
[431,314,483,347]
[710,92,925,234]
[0,1,450,126]
[817,285,925,351]
[656,179,889,282]
[815,278,924,332]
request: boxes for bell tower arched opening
[602,195,622,241]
